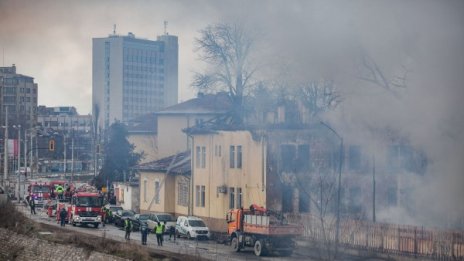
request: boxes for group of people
[124,219,176,246]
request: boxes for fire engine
[226,204,303,256]
[27,181,51,207]
[67,184,104,228]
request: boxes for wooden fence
[286,213,464,260]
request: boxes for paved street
[15,202,314,261]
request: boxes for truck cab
[69,192,104,228]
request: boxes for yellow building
[137,151,190,216]
[190,130,267,231]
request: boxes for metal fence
[286,213,464,260]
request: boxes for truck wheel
[231,237,241,252]
[72,222,76,227]
[254,240,266,256]
[94,223,99,228]
[187,232,192,240]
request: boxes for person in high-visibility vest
[124,218,133,240]
[55,185,64,200]
[155,222,164,246]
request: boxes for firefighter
[56,185,64,200]
[59,207,67,227]
[155,222,164,246]
[124,218,133,240]
[106,208,112,224]
[29,198,36,215]
[140,221,148,245]
[101,207,106,227]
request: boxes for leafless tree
[357,50,411,98]
[297,79,341,117]
[193,23,257,124]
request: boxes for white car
[146,213,176,233]
[176,216,210,240]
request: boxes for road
[16,202,314,261]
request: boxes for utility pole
[3,107,8,187]
[71,135,74,183]
[373,155,376,223]
[63,133,67,180]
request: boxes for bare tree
[356,50,410,98]
[297,79,341,117]
[193,23,256,124]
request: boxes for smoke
[204,0,464,228]
[1,0,463,227]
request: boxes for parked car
[130,213,150,231]
[113,209,136,227]
[176,216,210,240]
[105,204,123,223]
[146,213,176,233]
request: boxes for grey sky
[1,0,463,225]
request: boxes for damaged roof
[126,112,157,134]
[135,151,190,175]
[156,92,232,115]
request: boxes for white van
[176,216,210,240]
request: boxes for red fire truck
[27,181,51,207]
[67,185,104,228]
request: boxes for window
[297,144,310,171]
[196,146,201,168]
[201,186,205,207]
[230,146,235,168]
[229,187,235,209]
[214,145,222,157]
[177,180,189,206]
[201,147,206,168]
[237,146,242,169]
[143,180,147,202]
[237,187,242,208]
[196,146,206,168]
[281,144,296,172]
[154,181,160,204]
[195,185,200,207]
[196,185,205,207]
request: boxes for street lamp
[320,121,343,255]
[13,125,21,202]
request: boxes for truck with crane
[226,204,303,256]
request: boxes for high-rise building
[0,64,38,130]
[92,31,178,131]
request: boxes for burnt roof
[156,92,232,115]
[135,151,190,175]
[126,112,157,134]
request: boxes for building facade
[35,106,94,174]
[0,65,38,129]
[92,31,178,131]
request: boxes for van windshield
[157,214,175,222]
[32,185,50,193]
[75,196,102,207]
[189,220,206,227]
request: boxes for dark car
[113,209,136,227]
[105,204,123,224]
[130,213,150,231]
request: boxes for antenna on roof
[113,24,117,35]
[164,20,168,35]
